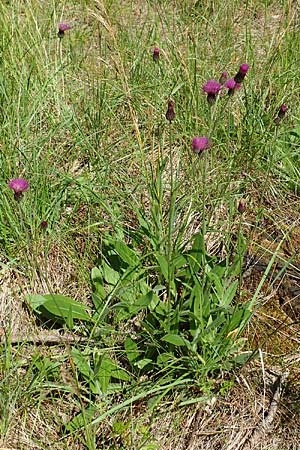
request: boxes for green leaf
[102,262,120,285]
[170,81,185,96]
[222,279,239,307]
[65,405,98,432]
[26,294,91,322]
[91,267,106,300]
[189,232,205,268]
[140,445,159,450]
[71,348,93,380]
[66,304,74,330]
[91,293,105,312]
[155,254,169,280]
[42,294,91,321]
[125,337,140,364]
[111,366,132,382]
[114,241,139,265]
[25,294,47,311]
[135,358,152,369]
[161,334,187,347]
[128,290,155,315]
[97,355,113,393]
[91,266,103,284]
[157,352,173,366]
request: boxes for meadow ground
[1,0,300,449]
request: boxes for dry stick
[225,370,289,450]
[0,332,84,346]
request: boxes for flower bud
[166,100,175,123]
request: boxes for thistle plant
[57,22,71,38]
[8,178,29,201]
[203,79,222,104]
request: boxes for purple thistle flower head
[224,78,237,96]
[203,80,222,104]
[166,99,175,123]
[40,220,48,230]
[153,47,160,62]
[224,78,236,90]
[234,63,249,84]
[58,22,71,38]
[240,64,249,74]
[203,80,222,95]
[238,199,246,214]
[219,71,228,84]
[280,104,287,113]
[8,178,29,201]
[275,104,288,124]
[191,137,211,154]
[59,22,71,32]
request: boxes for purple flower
[224,78,236,89]
[8,178,29,201]
[191,137,210,154]
[203,80,222,104]
[224,78,237,96]
[153,47,160,62]
[166,100,175,123]
[40,220,48,230]
[234,64,249,84]
[279,104,287,117]
[237,200,246,214]
[58,22,71,38]
[274,104,287,125]
[219,71,228,84]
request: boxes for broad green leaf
[210,260,227,278]
[91,267,106,299]
[128,291,154,315]
[149,291,161,310]
[26,294,91,322]
[102,262,120,285]
[222,279,239,307]
[97,355,113,393]
[111,366,132,382]
[65,405,98,432]
[71,348,93,380]
[135,358,152,369]
[91,266,103,284]
[161,334,187,347]
[155,254,169,280]
[153,299,169,315]
[173,254,187,269]
[157,352,173,366]
[26,294,47,312]
[189,232,205,267]
[125,338,140,364]
[91,293,105,311]
[66,304,74,330]
[42,294,91,321]
[114,241,139,265]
